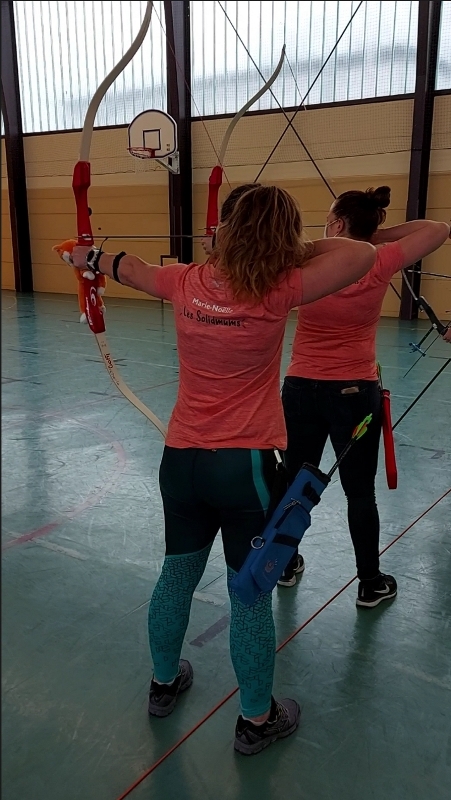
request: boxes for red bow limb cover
[206,165,224,236]
[381,388,398,490]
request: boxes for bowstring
[240,0,365,182]
[217,0,339,194]
[284,53,305,112]
[284,50,331,235]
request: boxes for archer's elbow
[433,221,450,245]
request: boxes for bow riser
[415,294,447,336]
[72,160,105,335]
[72,161,93,246]
[206,166,224,236]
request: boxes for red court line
[2,417,127,551]
[115,486,450,800]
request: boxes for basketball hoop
[127,110,179,173]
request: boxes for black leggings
[159,446,282,571]
[282,377,382,580]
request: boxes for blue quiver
[230,464,330,606]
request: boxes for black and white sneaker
[277,554,305,587]
[356,573,397,608]
[234,697,301,755]
[148,659,193,717]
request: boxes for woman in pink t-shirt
[280,186,449,606]
[72,185,377,755]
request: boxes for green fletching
[352,413,373,440]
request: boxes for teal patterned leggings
[148,446,280,717]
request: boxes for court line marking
[190,614,230,647]
[2,415,127,552]
[114,486,450,800]
[33,540,89,561]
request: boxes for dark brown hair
[333,186,391,239]
[215,185,311,302]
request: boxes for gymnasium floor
[2,288,451,800]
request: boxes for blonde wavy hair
[214,185,312,302]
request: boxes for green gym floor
[2,288,451,800]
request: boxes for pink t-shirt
[153,262,303,449]
[287,242,405,381]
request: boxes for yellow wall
[2,94,450,319]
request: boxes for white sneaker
[277,555,305,587]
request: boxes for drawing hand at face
[200,236,214,256]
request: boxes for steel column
[1,0,33,293]
[400,0,442,319]
[164,0,193,264]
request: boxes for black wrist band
[112,252,126,284]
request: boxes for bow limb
[79,3,154,162]
[73,2,154,252]
[205,45,286,236]
[72,2,167,438]
[218,45,286,166]
[401,270,448,335]
[95,337,168,438]
[397,263,449,376]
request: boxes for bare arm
[371,220,450,268]
[72,247,169,298]
[308,238,366,257]
[300,239,376,305]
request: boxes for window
[13,1,167,133]
[437,1,451,90]
[6,2,449,135]
[191,1,420,117]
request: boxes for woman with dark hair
[71,184,376,754]
[279,186,450,605]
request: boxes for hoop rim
[128,146,157,159]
